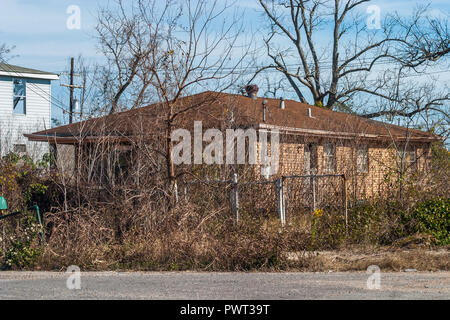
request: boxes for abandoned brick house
[24,89,442,199]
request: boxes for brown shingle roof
[25,91,442,143]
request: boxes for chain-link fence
[179,179,233,217]
[284,174,347,221]
[178,174,348,227]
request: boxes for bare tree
[393,8,450,69]
[90,0,251,199]
[94,0,178,115]
[253,0,449,123]
[0,43,14,62]
[146,0,250,194]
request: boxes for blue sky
[1,0,449,124]
[0,0,99,69]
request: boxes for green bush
[4,239,42,269]
[2,214,42,270]
[411,198,450,245]
[344,201,400,246]
[25,183,49,204]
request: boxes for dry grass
[35,203,300,271]
[33,196,449,272]
[1,153,448,272]
[286,246,450,272]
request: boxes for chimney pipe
[245,84,259,100]
[308,108,312,118]
[262,99,267,122]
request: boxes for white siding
[0,76,51,160]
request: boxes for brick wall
[257,133,432,199]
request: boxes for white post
[284,179,288,222]
[183,179,187,201]
[312,176,316,212]
[283,178,286,224]
[233,173,239,224]
[277,178,285,226]
[174,180,179,204]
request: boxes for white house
[0,63,59,160]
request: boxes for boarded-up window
[357,145,369,173]
[402,148,417,171]
[304,143,318,174]
[113,146,133,184]
[323,143,336,173]
[13,144,27,154]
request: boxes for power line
[55,62,450,80]
[3,54,446,121]
[60,57,85,123]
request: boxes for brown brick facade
[257,133,433,199]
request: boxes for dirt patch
[286,247,450,272]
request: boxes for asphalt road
[0,271,448,300]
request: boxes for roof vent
[262,99,268,122]
[280,97,285,110]
[244,84,259,100]
[308,108,312,118]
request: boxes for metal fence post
[284,178,288,223]
[174,180,179,204]
[276,178,285,226]
[183,178,187,201]
[33,205,45,244]
[312,175,316,212]
[343,174,348,233]
[233,173,239,224]
[2,225,4,253]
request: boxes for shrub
[1,213,43,270]
[4,239,42,269]
[411,198,450,245]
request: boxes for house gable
[0,63,59,160]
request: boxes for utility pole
[61,57,84,124]
[69,57,74,124]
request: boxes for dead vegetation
[288,247,450,272]
[0,129,448,272]
[32,190,450,272]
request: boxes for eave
[258,123,443,143]
[0,71,59,80]
[23,134,130,144]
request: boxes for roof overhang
[24,133,129,144]
[0,71,59,80]
[258,123,443,143]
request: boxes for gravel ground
[0,271,448,300]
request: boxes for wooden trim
[258,123,442,142]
